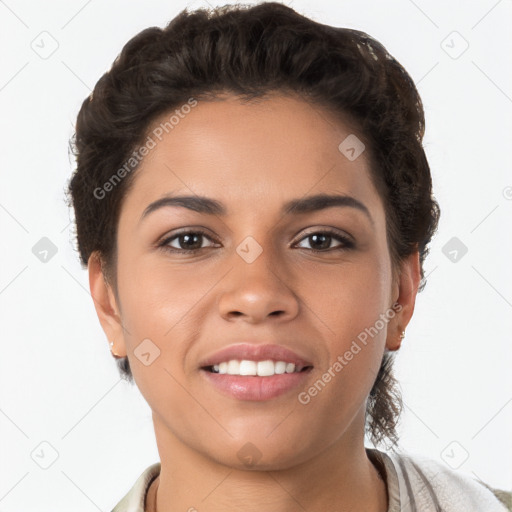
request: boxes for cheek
[115,253,221,393]
[301,250,392,341]
[301,252,391,403]
[297,264,389,444]
[116,252,212,336]
[115,258,204,430]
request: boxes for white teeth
[209,359,301,376]
[240,360,257,375]
[227,360,240,375]
[257,360,274,376]
[274,361,286,374]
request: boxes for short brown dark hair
[66,2,440,449]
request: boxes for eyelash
[157,228,355,254]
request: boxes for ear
[88,251,127,357]
[385,250,421,352]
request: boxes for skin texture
[89,94,421,512]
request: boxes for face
[91,93,417,470]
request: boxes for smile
[205,359,311,376]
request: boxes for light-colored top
[111,448,512,511]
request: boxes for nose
[217,243,300,324]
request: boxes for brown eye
[159,230,217,253]
[294,230,354,252]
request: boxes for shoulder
[111,462,161,512]
[382,449,511,512]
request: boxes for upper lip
[199,343,314,371]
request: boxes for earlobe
[385,250,421,352]
[88,251,127,357]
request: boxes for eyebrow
[139,193,374,225]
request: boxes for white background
[0,0,511,510]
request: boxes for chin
[203,438,314,472]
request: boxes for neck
[148,413,388,512]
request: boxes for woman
[66,3,512,511]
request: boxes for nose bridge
[235,233,280,288]
[217,233,299,322]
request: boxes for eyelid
[156,227,218,248]
[156,224,214,239]
[292,228,355,251]
[292,226,355,244]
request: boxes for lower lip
[201,369,312,401]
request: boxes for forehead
[121,94,383,220]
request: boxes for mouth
[202,359,313,376]
[200,362,313,401]
[198,343,314,401]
